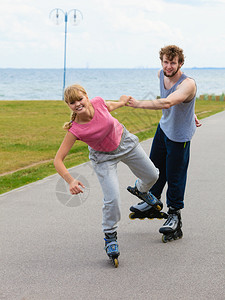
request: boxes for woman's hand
[69,179,85,195]
[119,95,131,105]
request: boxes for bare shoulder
[179,77,196,92]
[157,69,161,78]
[176,77,196,102]
[63,131,78,144]
[185,77,196,86]
[179,76,196,88]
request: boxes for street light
[49,8,83,99]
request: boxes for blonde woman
[54,84,162,267]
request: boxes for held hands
[69,179,85,195]
[126,96,139,108]
[118,95,139,108]
[119,95,132,105]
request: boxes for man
[127,45,201,242]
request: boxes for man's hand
[195,114,202,127]
[126,97,140,108]
[119,95,131,105]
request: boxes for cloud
[0,0,225,68]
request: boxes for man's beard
[163,66,180,78]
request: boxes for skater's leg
[122,144,163,209]
[122,143,159,192]
[91,160,121,266]
[165,139,190,210]
[149,125,167,199]
[91,160,121,234]
[158,138,189,242]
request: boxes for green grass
[0,98,225,195]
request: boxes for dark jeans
[149,125,190,210]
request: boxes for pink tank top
[69,97,123,152]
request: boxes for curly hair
[159,45,185,65]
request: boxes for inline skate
[159,207,183,243]
[104,232,120,268]
[129,201,168,220]
[127,182,163,211]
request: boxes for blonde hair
[63,84,88,130]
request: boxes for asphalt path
[1,111,225,300]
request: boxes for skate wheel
[129,212,145,220]
[163,213,168,219]
[162,235,168,243]
[178,231,183,239]
[174,230,183,240]
[156,205,161,211]
[129,212,135,220]
[156,212,164,220]
[113,258,119,268]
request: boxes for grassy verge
[1,98,225,194]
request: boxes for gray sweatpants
[89,127,159,234]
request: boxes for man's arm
[127,78,196,110]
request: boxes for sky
[0,0,225,69]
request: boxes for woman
[54,84,161,267]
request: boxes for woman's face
[67,91,90,115]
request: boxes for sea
[0,68,224,101]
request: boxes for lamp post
[49,8,83,99]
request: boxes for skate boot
[104,232,120,268]
[159,207,183,243]
[129,201,168,220]
[127,182,163,211]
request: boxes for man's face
[161,55,182,78]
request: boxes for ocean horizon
[0,68,225,101]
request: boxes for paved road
[1,111,225,300]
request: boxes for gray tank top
[159,70,196,142]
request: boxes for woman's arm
[106,95,131,112]
[54,131,85,194]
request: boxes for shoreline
[0,94,225,101]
